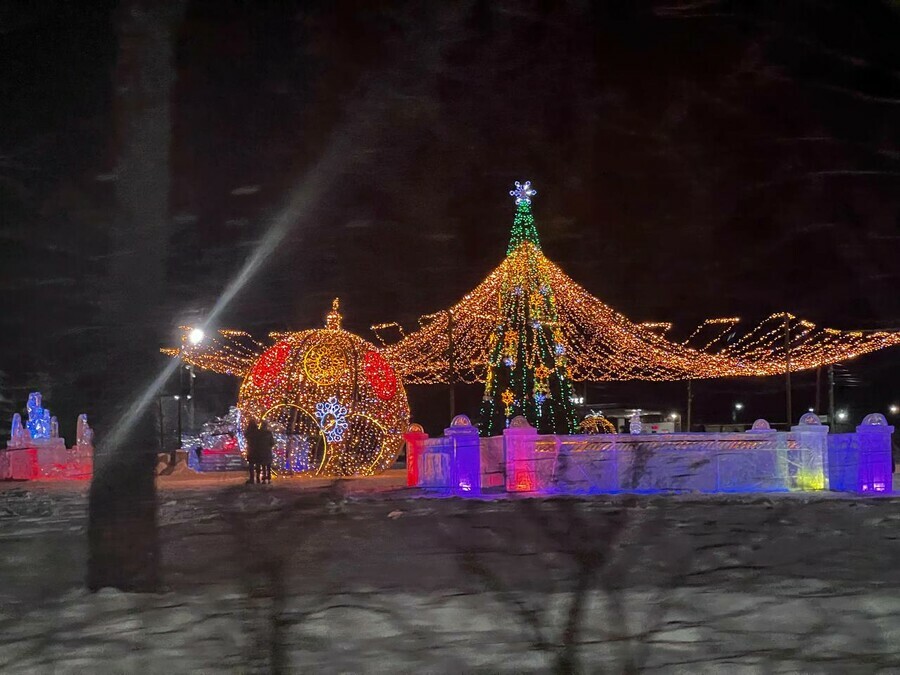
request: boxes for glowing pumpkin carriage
[169,299,409,477]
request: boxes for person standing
[258,420,275,484]
[244,418,262,484]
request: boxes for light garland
[379,194,900,385]
[578,413,617,435]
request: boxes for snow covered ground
[1,474,899,673]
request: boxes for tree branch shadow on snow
[443,497,697,674]
[214,480,437,673]
[216,481,347,674]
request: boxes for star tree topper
[510,180,537,204]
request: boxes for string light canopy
[164,299,409,477]
[378,183,900,387]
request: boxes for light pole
[668,411,680,432]
[732,401,744,424]
[783,315,792,426]
[185,329,204,432]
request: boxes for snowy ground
[1,473,899,673]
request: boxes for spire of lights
[509,180,537,204]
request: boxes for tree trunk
[87,0,184,592]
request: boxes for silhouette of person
[245,419,262,484]
[258,421,275,484]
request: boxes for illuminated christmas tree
[479,181,579,436]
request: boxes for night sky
[3,0,900,440]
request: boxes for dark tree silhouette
[87,0,185,592]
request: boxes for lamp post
[783,315,792,426]
[668,411,680,432]
[446,309,455,420]
[732,401,744,424]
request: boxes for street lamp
[732,401,744,423]
[889,404,899,416]
[188,328,205,346]
[836,410,848,422]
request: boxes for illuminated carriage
[170,300,409,477]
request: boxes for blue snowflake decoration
[539,284,551,296]
[510,180,537,204]
[315,396,349,443]
[531,320,541,329]
[503,356,515,367]
[554,343,566,356]
[534,392,547,405]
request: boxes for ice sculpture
[9,413,30,448]
[629,410,642,435]
[76,414,94,446]
[25,392,52,440]
[861,413,888,426]
[798,412,822,426]
[5,393,68,454]
[751,418,772,431]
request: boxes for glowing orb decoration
[237,299,410,477]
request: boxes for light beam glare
[95,358,181,457]
[96,10,458,457]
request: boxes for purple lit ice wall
[412,413,893,496]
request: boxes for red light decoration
[364,350,398,401]
[251,341,291,389]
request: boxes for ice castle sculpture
[3,392,94,480]
[6,392,92,452]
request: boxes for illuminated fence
[506,432,824,494]
[407,414,894,495]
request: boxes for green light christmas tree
[479,181,579,436]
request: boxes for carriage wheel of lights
[376,182,900,388]
[164,299,410,477]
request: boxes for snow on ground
[1,474,899,673]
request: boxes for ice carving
[798,412,822,426]
[509,415,532,429]
[861,413,887,426]
[751,418,771,431]
[25,392,53,439]
[9,413,30,448]
[629,410,642,435]
[76,414,94,446]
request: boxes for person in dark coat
[258,421,275,484]
[244,419,262,484]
